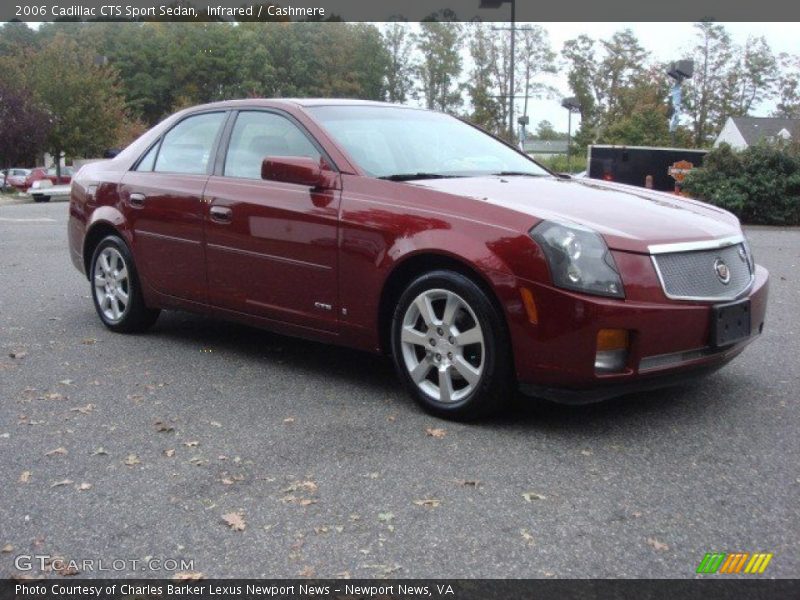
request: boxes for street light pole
[561,97,581,173]
[480,0,517,143]
[509,0,515,143]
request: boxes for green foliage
[682,143,800,225]
[535,154,587,174]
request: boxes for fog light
[595,329,629,373]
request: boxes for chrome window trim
[647,234,744,255]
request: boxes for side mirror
[261,156,325,188]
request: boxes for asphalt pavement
[0,201,798,579]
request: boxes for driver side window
[224,111,322,180]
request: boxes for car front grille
[652,242,753,301]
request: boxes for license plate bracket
[711,299,751,347]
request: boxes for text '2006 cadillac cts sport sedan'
[68,99,768,420]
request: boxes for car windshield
[307,105,549,179]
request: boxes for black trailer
[587,145,708,192]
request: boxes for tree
[684,21,737,146]
[382,21,415,103]
[414,21,463,113]
[774,53,800,118]
[533,120,566,141]
[516,26,558,132]
[0,78,50,172]
[466,22,502,134]
[562,34,598,146]
[13,35,133,171]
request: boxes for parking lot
[0,200,798,578]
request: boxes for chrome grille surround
[650,236,754,302]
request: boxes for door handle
[209,205,232,223]
[129,192,146,208]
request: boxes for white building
[714,116,799,150]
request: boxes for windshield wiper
[490,171,546,177]
[378,172,464,182]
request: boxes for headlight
[530,220,625,299]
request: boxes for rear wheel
[90,235,160,333]
[390,270,511,420]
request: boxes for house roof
[523,139,569,153]
[730,116,800,146]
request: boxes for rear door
[119,111,227,303]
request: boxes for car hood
[412,175,742,254]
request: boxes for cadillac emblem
[714,258,731,284]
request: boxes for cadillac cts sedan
[68,99,768,419]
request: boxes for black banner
[1,579,799,600]
[3,0,800,23]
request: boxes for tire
[89,235,160,333]
[390,270,512,420]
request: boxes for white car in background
[29,178,72,202]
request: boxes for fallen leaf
[425,427,447,438]
[8,351,27,359]
[45,447,68,457]
[19,471,31,484]
[314,526,329,534]
[522,492,546,502]
[520,528,535,546]
[386,415,396,422]
[123,454,141,467]
[41,392,65,401]
[70,404,95,415]
[580,449,593,456]
[173,572,205,580]
[298,498,317,506]
[80,338,97,345]
[163,448,176,458]
[2,544,13,553]
[298,565,314,578]
[153,420,174,433]
[51,479,74,488]
[183,440,199,447]
[59,379,73,385]
[647,537,669,551]
[76,483,92,491]
[458,479,480,487]
[222,512,246,532]
[283,417,295,424]
[92,448,108,456]
[283,480,318,494]
[413,498,441,508]
[378,512,394,522]
[335,571,351,579]
[209,421,221,428]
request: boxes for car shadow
[147,310,737,430]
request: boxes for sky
[461,22,799,134]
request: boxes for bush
[682,142,800,225]
[534,154,587,174]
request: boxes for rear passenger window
[153,112,225,175]
[224,111,321,179]
[135,142,160,172]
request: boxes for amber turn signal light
[519,288,538,325]
[596,328,629,352]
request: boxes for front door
[203,110,340,333]
[120,111,227,303]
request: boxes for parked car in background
[46,166,74,185]
[69,99,768,420]
[20,167,48,191]
[5,168,32,191]
[30,179,72,203]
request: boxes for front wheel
[390,270,512,420]
[90,235,160,333]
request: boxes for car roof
[183,98,423,111]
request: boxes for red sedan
[68,99,768,419]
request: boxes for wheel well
[377,253,511,356]
[83,223,121,278]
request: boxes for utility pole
[480,0,517,142]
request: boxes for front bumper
[511,264,769,404]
